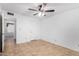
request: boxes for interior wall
[40,8,79,51]
[15,14,40,43]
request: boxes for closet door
[0,14,2,52]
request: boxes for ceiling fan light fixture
[38,12,46,17]
[38,12,41,16]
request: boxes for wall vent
[7,12,14,16]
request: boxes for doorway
[4,18,16,55]
[4,19,16,41]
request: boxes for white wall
[40,8,79,51]
[15,14,40,43]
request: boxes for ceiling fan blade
[45,10,55,12]
[38,5,42,11]
[33,13,38,15]
[28,8,37,11]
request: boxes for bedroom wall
[40,8,79,52]
[15,14,40,43]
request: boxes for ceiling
[0,3,79,18]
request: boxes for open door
[0,14,2,52]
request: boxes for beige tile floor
[1,39,79,56]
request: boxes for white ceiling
[0,3,79,18]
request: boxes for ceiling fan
[28,3,55,16]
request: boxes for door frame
[0,13,2,52]
[2,17,16,52]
